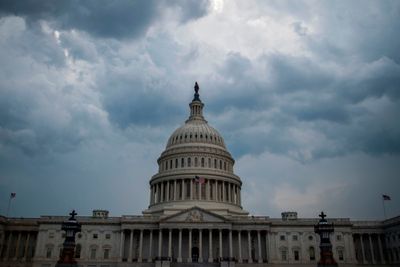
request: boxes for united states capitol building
[1,84,399,267]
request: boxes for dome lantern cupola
[187,82,206,123]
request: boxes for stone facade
[1,85,399,267]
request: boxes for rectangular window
[338,250,344,261]
[93,233,98,239]
[46,248,52,258]
[90,248,96,259]
[293,235,298,241]
[104,248,110,259]
[105,233,111,239]
[336,235,342,241]
[294,250,299,261]
[280,235,285,241]
[281,250,287,261]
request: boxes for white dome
[166,120,226,149]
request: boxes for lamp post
[56,210,81,267]
[314,212,338,267]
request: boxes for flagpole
[382,197,387,220]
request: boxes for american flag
[10,192,16,198]
[194,175,205,184]
[382,194,391,201]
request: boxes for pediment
[160,207,228,223]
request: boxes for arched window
[188,158,191,167]
[208,158,211,168]
[214,159,217,169]
[219,160,222,169]
[181,158,184,167]
[194,157,198,167]
[224,161,227,170]
[201,158,205,167]
[75,244,81,258]
[175,158,178,168]
[309,246,315,260]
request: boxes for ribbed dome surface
[166,120,226,149]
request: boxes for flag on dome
[382,194,391,201]
[195,175,205,184]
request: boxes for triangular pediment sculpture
[161,207,228,223]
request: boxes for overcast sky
[0,0,399,220]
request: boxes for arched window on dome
[200,134,203,139]
[194,157,198,167]
[201,158,205,167]
[170,160,172,169]
[181,158,184,168]
[195,134,198,139]
[190,133,192,140]
[205,134,208,140]
[185,134,187,140]
[219,160,222,169]
[208,158,211,168]
[165,161,168,170]
[224,161,227,171]
[175,158,178,168]
[188,158,191,167]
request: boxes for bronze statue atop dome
[193,82,201,101]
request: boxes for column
[178,229,182,262]
[138,230,143,262]
[257,230,262,263]
[227,183,231,202]
[206,180,210,200]
[168,229,172,259]
[229,230,233,259]
[5,232,12,259]
[160,183,164,202]
[378,234,385,264]
[248,230,253,263]
[265,232,269,262]
[238,231,242,263]
[188,229,192,262]
[119,230,125,261]
[128,230,133,261]
[174,180,177,200]
[199,229,203,262]
[208,230,213,263]
[14,232,21,259]
[158,229,163,258]
[222,182,225,202]
[150,186,153,205]
[166,181,170,201]
[190,180,193,200]
[369,234,375,264]
[360,234,366,264]
[148,230,153,262]
[219,229,223,259]
[199,181,202,200]
[214,180,217,201]
[182,180,186,200]
[23,232,31,260]
[349,234,356,263]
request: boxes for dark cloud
[0,0,210,39]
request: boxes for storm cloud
[0,0,399,220]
